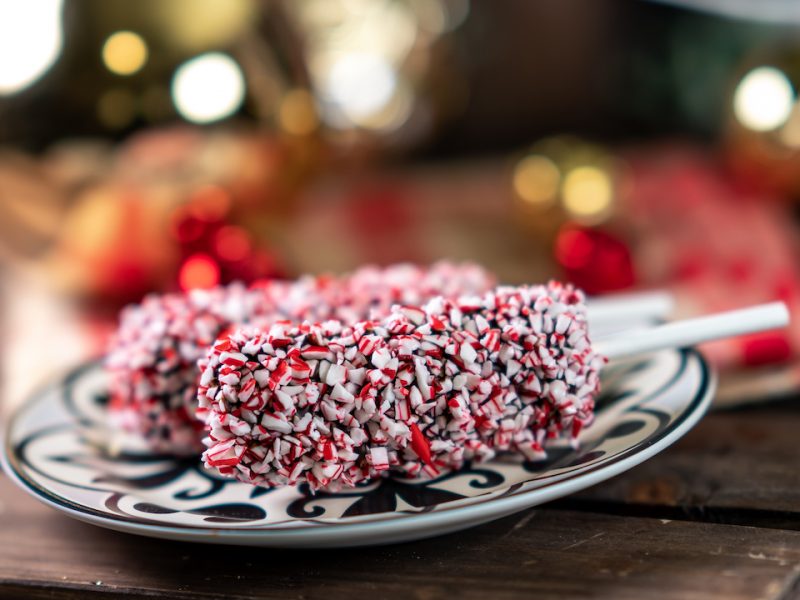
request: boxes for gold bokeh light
[562,166,613,220]
[513,155,560,206]
[102,31,148,76]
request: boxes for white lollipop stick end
[595,302,790,361]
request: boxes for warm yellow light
[513,155,560,206]
[172,52,245,124]
[279,89,319,135]
[0,0,64,95]
[734,66,794,132]
[562,166,613,219]
[102,31,148,76]
[152,0,255,52]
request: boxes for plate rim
[1,350,716,543]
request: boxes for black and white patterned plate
[1,349,714,547]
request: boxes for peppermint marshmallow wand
[197,284,788,492]
[198,283,602,491]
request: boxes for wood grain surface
[2,400,800,599]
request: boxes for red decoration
[214,226,251,262]
[178,253,221,291]
[169,186,286,290]
[554,225,636,295]
[741,332,792,367]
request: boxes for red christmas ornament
[741,332,792,367]
[554,225,636,295]
[169,185,287,290]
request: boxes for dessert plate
[2,350,714,548]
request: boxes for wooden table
[1,398,799,599]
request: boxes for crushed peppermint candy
[106,262,495,454]
[197,281,606,491]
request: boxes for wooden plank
[1,476,799,600]
[569,402,800,524]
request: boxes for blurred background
[2,0,800,408]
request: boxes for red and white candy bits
[106,262,495,454]
[197,282,606,491]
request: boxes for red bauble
[554,225,636,295]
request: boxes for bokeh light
[290,0,465,137]
[152,0,256,52]
[171,52,246,124]
[279,89,319,135]
[179,254,220,290]
[102,31,148,76]
[733,66,795,132]
[214,226,251,262]
[355,80,414,132]
[513,155,561,206]
[97,88,136,129]
[0,0,64,95]
[562,166,613,220]
[316,52,398,127]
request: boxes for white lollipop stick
[595,302,790,361]
[586,290,674,326]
